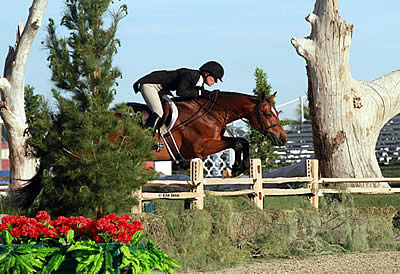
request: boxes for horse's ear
[268,92,277,101]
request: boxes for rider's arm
[175,72,202,97]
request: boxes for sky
[1,1,400,120]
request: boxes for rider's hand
[201,89,213,98]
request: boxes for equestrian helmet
[199,61,224,82]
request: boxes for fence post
[307,159,319,208]
[131,187,143,214]
[190,159,204,210]
[250,159,263,210]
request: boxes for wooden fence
[132,159,400,213]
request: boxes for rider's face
[205,75,216,87]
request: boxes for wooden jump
[131,159,400,213]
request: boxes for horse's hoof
[222,168,232,178]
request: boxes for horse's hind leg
[231,138,250,177]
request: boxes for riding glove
[200,89,214,99]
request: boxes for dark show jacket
[133,68,204,97]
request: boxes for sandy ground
[182,251,400,274]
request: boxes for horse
[15,90,287,209]
[129,90,287,177]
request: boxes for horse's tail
[13,164,44,209]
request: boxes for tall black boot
[145,112,161,134]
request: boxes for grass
[352,194,400,208]
[381,163,400,177]
[381,163,400,188]
[263,195,312,210]
[140,194,399,272]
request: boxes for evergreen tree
[249,68,280,171]
[28,0,155,218]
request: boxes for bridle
[256,100,282,134]
[207,93,282,137]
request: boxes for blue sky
[2,1,399,119]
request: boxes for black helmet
[199,61,224,82]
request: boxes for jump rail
[131,159,400,213]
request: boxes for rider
[133,61,224,132]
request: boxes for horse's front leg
[231,137,249,177]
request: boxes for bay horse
[15,90,286,209]
[130,90,287,177]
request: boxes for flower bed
[0,211,180,273]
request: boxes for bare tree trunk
[0,0,48,199]
[291,0,400,187]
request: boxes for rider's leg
[140,84,163,131]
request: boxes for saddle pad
[162,96,179,131]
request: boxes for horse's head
[249,92,287,146]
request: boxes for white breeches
[140,83,163,118]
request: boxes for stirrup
[153,137,164,152]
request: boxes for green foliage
[26,0,155,218]
[0,231,180,273]
[249,68,280,172]
[0,241,59,274]
[111,102,131,113]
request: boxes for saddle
[127,97,183,159]
[127,96,178,134]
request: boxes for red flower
[10,227,21,238]
[17,216,28,226]
[2,215,18,225]
[93,236,102,243]
[117,231,131,244]
[0,211,144,245]
[58,225,72,236]
[104,224,117,235]
[35,211,51,222]
[28,227,40,239]
[0,224,9,232]
[53,216,68,226]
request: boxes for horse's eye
[264,113,272,118]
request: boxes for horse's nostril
[279,137,287,146]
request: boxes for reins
[170,91,219,133]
